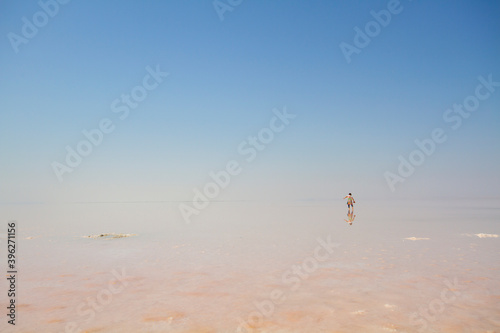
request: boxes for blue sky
[1,0,499,203]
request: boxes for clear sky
[1,0,499,204]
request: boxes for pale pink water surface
[0,199,499,332]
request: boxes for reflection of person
[344,211,356,225]
[343,193,355,211]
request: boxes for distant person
[344,193,355,211]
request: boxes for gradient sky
[1,0,499,204]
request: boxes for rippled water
[0,199,499,332]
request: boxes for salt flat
[1,198,498,332]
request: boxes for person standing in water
[344,193,355,211]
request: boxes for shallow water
[0,199,499,332]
